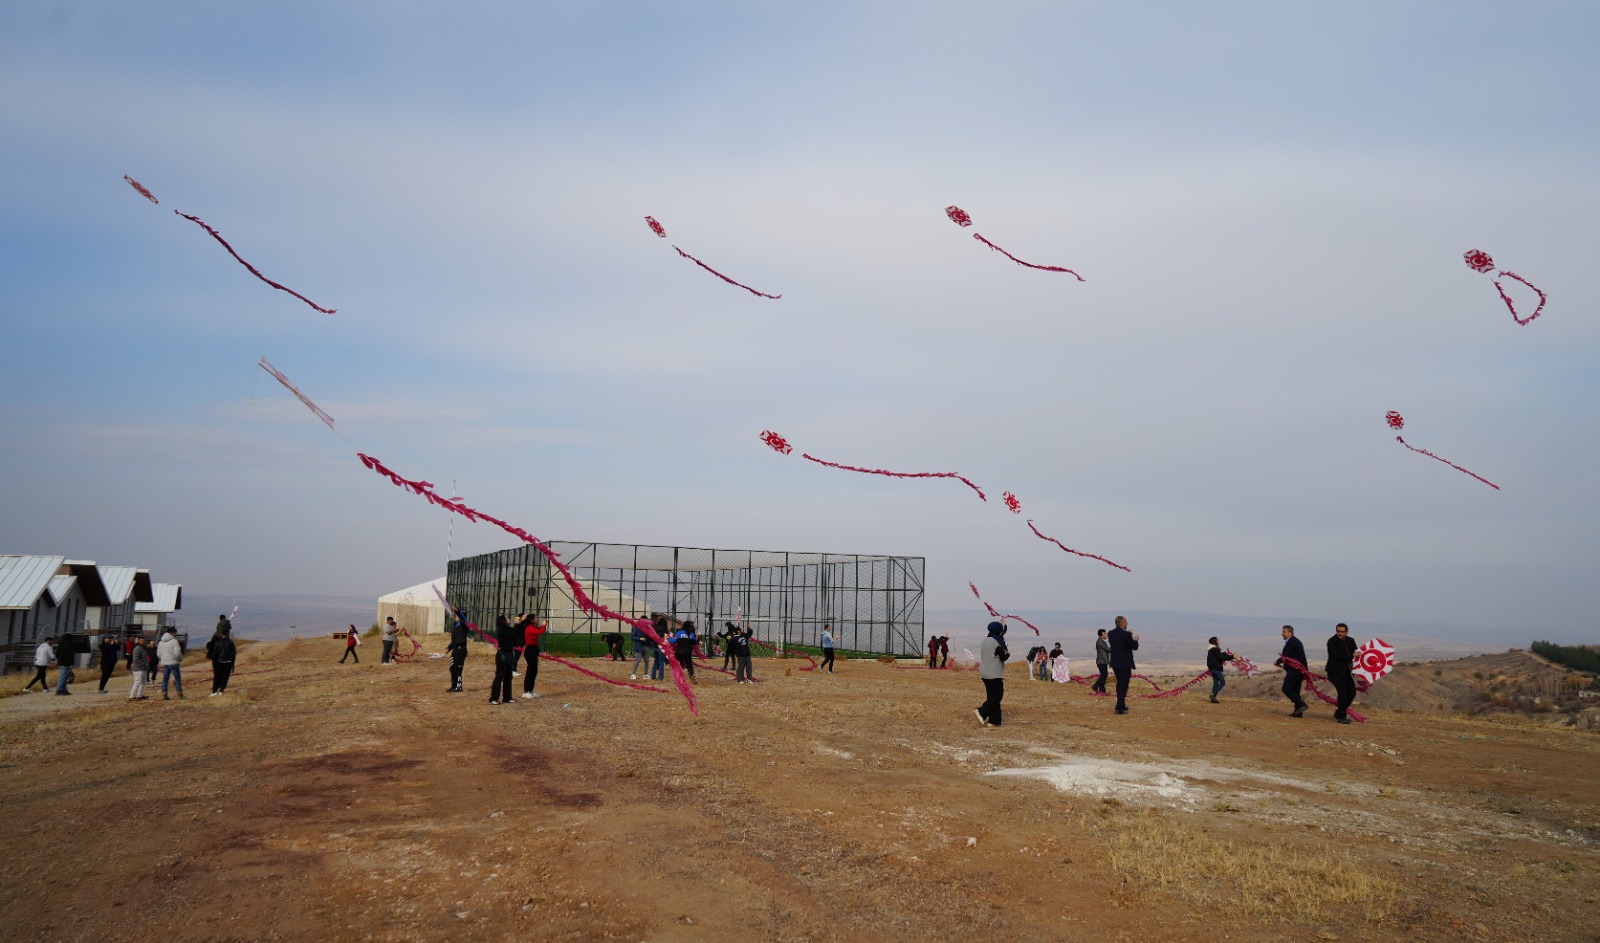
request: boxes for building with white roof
[3,555,169,669]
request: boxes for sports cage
[446,541,925,656]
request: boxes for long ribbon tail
[539,653,671,693]
[357,452,698,713]
[973,233,1084,280]
[1025,520,1130,571]
[1278,655,1366,722]
[175,211,336,314]
[671,245,781,299]
[1395,437,1500,490]
[1492,270,1548,326]
[800,453,987,502]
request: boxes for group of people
[925,635,951,668]
[975,616,1367,727]
[20,615,238,701]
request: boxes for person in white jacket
[23,637,54,692]
[157,629,185,700]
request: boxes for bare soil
[1,638,1596,943]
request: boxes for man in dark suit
[1107,616,1140,715]
[1275,625,1309,717]
[1326,623,1358,724]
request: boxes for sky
[2,2,1597,640]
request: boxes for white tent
[376,578,447,635]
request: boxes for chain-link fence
[446,541,925,656]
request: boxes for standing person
[1326,623,1358,725]
[157,628,185,701]
[1275,625,1310,717]
[1048,643,1065,682]
[128,639,150,700]
[1108,617,1140,715]
[1025,644,1045,681]
[974,621,1010,727]
[24,637,54,692]
[721,623,739,672]
[209,626,237,695]
[212,614,232,649]
[672,621,698,684]
[938,635,950,669]
[1092,629,1111,693]
[649,616,668,682]
[54,634,75,695]
[98,634,121,694]
[819,624,836,674]
[339,625,361,664]
[630,621,652,681]
[1206,637,1236,704]
[927,635,939,669]
[518,613,546,699]
[445,608,470,693]
[731,627,755,683]
[381,617,399,665]
[489,616,518,705]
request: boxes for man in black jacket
[1091,629,1110,693]
[208,627,237,695]
[1326,623,1358,724]
[1275,625,1309,717]
[445,609,471,693]
[1108,617,1140,715]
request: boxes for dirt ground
[1,637,1596,943]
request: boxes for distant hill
[184,594,377,641]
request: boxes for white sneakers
[521,691,539,699]
[629,674,637,680]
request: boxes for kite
[1463,249,1547,326]
[359,452,698,713]
[258,357,337,431]
[1385,411,1500,491]
[176,211,336,314]
[1025,520,1130,572]
[1002,492,1022,514]
[759,429,987,502]
[968,581,1041,635]
[1353,638,1396,686]
[644,215,781,299]
[945,205,1084,280]
[123,175,159,204]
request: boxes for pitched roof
[135,583,182,614]
[0,555,67,610]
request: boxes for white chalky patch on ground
[987,754,1337,804]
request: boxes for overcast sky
[2,2,1596,638]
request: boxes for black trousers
[928,652,937,669]
[381,639,395,663]
[340,645,359,663]
[1282,671,1306,708]
[449,652,465,690]
[99,660,117,691]
[522,647,540,693]
[25,666,48,690]
[212,662,234,693]
[1092,663,1109,692]
[491,654,515,702]
[1328,666,1356,718]
[1113,667,1131,709]
[978,677,1004,726]
[820,648,835,672]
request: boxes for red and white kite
[1353,638,1396,686]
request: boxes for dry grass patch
[1107,810,1396,922]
